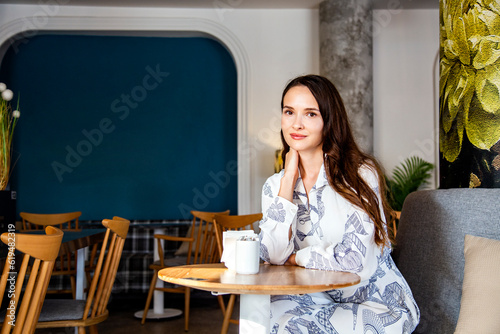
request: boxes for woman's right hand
[278,148,299,202]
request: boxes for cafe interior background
[4,0,500,332]
[0,0,441,223]
[18,0,500,314]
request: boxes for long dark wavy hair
[280,74,394,247]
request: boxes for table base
[134,309,183,320]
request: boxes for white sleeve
[258,174,298,265]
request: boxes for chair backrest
[155,210,230,268]
[0,226,63,334]
[83,217,130,320]
[20,212,82,231]
[212,213,263,258]
[190,210,230,265]
[20,212,82,282]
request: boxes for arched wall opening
[0,16,251,220]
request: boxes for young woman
[259,75,419,333]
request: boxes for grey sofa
[392,188,500,334]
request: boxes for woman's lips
[290,133,306,140]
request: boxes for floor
[36,290,239,334]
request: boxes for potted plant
[0,82,20,190]
[0,82,20,238]
[385,156,434,232]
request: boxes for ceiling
[1,0,439,10]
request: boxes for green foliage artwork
[440,0,500,188]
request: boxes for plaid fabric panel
[114,251,154,293]
[47,275,72,294]
[52,220,190,294]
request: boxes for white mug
[235,238,260,275]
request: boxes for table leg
[75,247,86,299]
[75,247,86,334]
[134,227,183,320]
[239,294,270,334]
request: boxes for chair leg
[89,325,98,334]
[70,275,77,299]
[141,271,158,325]
[78,326,87,334]
[86,270,92,287]
[184,287,191,331]
[217,295,227,316]
[220,294,236,334]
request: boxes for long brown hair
[280,75,394,247]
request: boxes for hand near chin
[284,148,299,182]
[279,148,300,202]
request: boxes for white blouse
[258,164,420,334]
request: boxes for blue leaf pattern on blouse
[267,197,286,223]
[260,239,270,263]
[263,182,273,198]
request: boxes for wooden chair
[0,226,64,334]
[84,216,124,288]
[141,210,230,331]
[20,211,82,231]
[19,211,82,297]
[213,213,263,334]
[393,210,401,237]
[36,217,130,334]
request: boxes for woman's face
[281,85,324,155]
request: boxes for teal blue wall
[0,34,238,220]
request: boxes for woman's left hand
[284,253,297,266]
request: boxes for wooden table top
[158,263,360,295]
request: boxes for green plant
[0,82,20,190]
[385,156,434,211]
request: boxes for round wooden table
[159,263,360,333]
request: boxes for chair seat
[38,300,87,321]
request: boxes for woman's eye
[307,112,317,117]
[283,110,293,115]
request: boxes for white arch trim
[0,16,252,214]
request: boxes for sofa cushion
[454,234,500,334]
[392,188,500,334]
